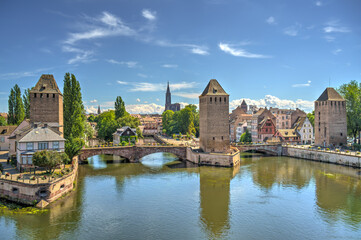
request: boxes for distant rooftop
[200,79,229,96]
[30,74,62,95]
[316,87,344,101]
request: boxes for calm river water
[1,153,361,240]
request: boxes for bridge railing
[284,144,361,156]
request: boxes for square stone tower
[314,87,347,146]
[29,74,63,134]
[199,79,230,153]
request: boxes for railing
[284,144,361,156]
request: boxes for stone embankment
[0,158,78,206]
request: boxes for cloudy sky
[0,0,360,114]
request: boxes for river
[1,153,361,240]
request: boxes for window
[213,137,215,140]
[215,97,217,102]
[27,156,32,164]
[0,137,4,143]
[340,132,343,136]
[210,97,212,103]
[53,94,55,98]
[40,93,43,98]
[34,93,37,98]
[220,97,222,102]
[39,142,48,150]
[26,142,34,150]
[47,94,49,98]
[224,97,226,102]
[53,141,59,150]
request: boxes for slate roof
[200,79,229,96]
[0,126,17,136]
[30,74,62,95]
[18,125,65,142]
[113,126,137,136]
[241,100,247,106]
[292,116,306,131]
[316,87,344,101]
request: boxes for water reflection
[1,154,361,239]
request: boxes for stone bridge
[235,144,282,156]
[78,146,187,162]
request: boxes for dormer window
[213,88,217,94]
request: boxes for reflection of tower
[199,166,239,238]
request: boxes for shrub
[0,163,3,173]
[326,148,329,151]
[318,147,321,150]
[30,176,36,180]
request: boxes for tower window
[47,94,49,98]
[224,97,226,102]
[34,93,37,98]
[340,133,343,136]
[213,137,215,140]
[210,97,212,103]
[40,93,43,98]
[219,97,221,102]
[215,97,217,102]
[53,94,55,98]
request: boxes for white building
[292,116,314,144]
[16,124,65,170]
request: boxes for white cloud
[0,67,54,80]
[130,81,197,92]
[126,103,164,114]
[156,98,160,101]
[107,59,138,68]
[218,43,271,58]
[230,95,314,112]
[332,48,342,55]
[136,98,141,102]
[173,92,200,99]
[191,47,209,55]
[324,35,335,42]
[315,1,322,6]
[86,106,98,114]
[284,26,298,36]
[323,20,350,33]
[142,9,157,21]
[266,16,276,25]
[90,99,98,103]
[117,80,128,85]
[65,12,136,45]
[162,64,178,68]
[292,80,311,87]
[137,73,148,78]
[62,46,94,64]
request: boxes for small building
[274,129,301,143]
[251,108,276,142]
[314,87,347,146]
[0,125,17,151]
[16,123,65,170]
[292,116,314,144]
[113,126,137,145]
[8,119,31,156]
[258,117,276,142]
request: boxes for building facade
[251,108,276,142]
[29,74,63,134]
[165,82,181,112]
[0,126,17,151]
[292,116,314,144]
[274,129,301,143]
[199,79,230,153]
[113,126,137,145]
[314,87,347,146]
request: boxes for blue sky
[0,0,360,114]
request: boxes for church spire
[97,105,101,115]
[165,81,171,110]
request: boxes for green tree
[338,80,361,143]
[84,121,95,140]
[162,110,174,135]
[32,150,67,174]
[117,114,140,128]
[115,96,126,119]
[65,138,85,160]
[14,84,25,124]
[136,127,143,139]
[88,114,96,122]
[180,106,196,135]
[0,116,6,126]
[8,88,15,125]
[23,88,30,119]
[96,110,118,141]
[240,129,252,142]
[307,111,315,127]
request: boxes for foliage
[352,143,361,151]
[32,150,67,173]
[239,129,252,142]
[8,84,25,125]
[117,114,140,128]
[0,116,6,126]
[338,80,361,143]
[63,73,85,140]
[23,88,30,119]
[136,127,143,139]
[115,96,126,119]
[96,110,118,141]
[0,163,3,173]
[65,137,84,160]
[87,114,96,122]
[307,111,314,127]
[161,105,199,137]
[84,121,95,140]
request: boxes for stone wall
[283,147,361,168]
[186,147,240,167]
[0,159,78,205]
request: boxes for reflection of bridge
[78,146,187,162]
[235,144,282,156]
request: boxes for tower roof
[241,99,247,106]
[200,79,229,97]
[30,74,62,95]
[316,87,344,101]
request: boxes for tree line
[4,85,30,125]
[162,104,199,137]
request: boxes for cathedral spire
[165,81,171,110]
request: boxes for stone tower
[314,87,347,146]
[29,74,63,134]
[199,79,230,153]
[241,99,247,112]
[165,81,171,111]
